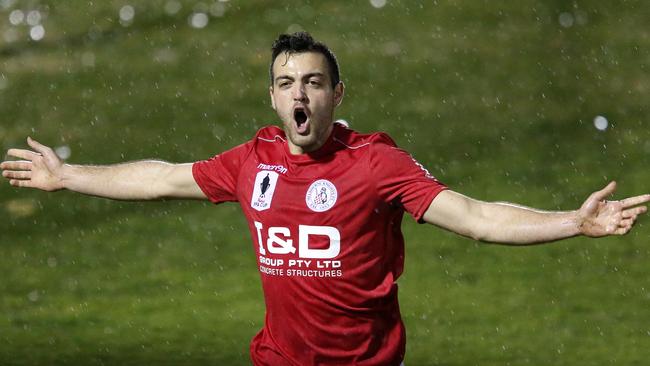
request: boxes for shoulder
[210,125,284,160]
[332,123,398,152]
[231,125,286,157]
[253,125,287,144]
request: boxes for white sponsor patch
[305,179,337,212]
[251,171,279,211]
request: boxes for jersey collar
[282,123,343,163]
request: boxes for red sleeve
[369,133,447,222]
[192,141,252,204]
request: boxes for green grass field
[2,1,650,365]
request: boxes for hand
[1,137,66,191]
[577,181,650,237]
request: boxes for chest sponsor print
[305,179,338,212]
[251,170,279,211]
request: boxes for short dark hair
[270,32,340,88]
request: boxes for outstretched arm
[1,137,207,201]
[423,182,649,244]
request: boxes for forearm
[473,201,581,244]
[61,160,184,200]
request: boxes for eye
[308,79,322,87]
[279,81,292,88]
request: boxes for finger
[620,194,650,209]
[9,179,33,188]
[622,206,647,218]
[6,149,40,161]
[0,160,32,171]
[619,218,634,227]
[591,181,617,202]
[27,137,53,156]
[615,226,631,235]
[2,170,32,179]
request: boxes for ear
[269,85,276,110]
[333,82,345,107]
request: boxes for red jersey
[192,122,447,365]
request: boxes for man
[1,32,648,365]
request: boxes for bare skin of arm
[423,184,650,244]
[3,138,648,239]
[0,137,207,201]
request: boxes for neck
[287,123,334,155]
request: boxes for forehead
[272,51,330,79]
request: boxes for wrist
[570,210,586,236]
[58,163,75,190]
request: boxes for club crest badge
[251,171,279,211]
[305,179,338,212]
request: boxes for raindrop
[119,5,135,25]
[1,0,17,10]
[3,28,18,43]
[81,51,95,67]
[286,24,303,34]
[575,10,588,25]
[28,290,39,302]
[189,12,209,28]
[593,115,608,131]
[210,2,226,17]
[164,0,182,15]
[558,12,574,28]
[8,9,24,25]
[370,0,387,8]
[153,48,178,64]
[26,10,41,26]
[6,199,36,217]
[67,278,78,290]
[47,257,58,268]
[212,124,225,140]
[55,145,71,160]
[0,75,7,90]
[29,25,45,41]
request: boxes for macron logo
[257,163,288,175]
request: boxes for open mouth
[293,107,309,133]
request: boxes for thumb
[591,181,617,202]
[27,137,51,156]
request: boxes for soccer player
[2,32,649,365]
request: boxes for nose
[292,83,308,102]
